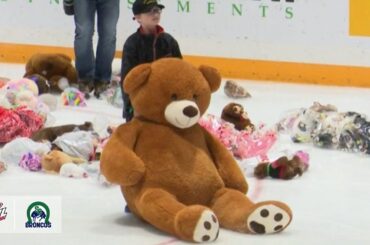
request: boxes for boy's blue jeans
[74,0,119,82]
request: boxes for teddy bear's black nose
[183,106,198,118]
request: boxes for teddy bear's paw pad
[193,210,219,242]
[247,204,291,234]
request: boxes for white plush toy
[59,163,88,178]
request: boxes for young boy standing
[120,0,182,122]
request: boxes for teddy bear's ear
[199,65,221,92]
[123,64,152,94]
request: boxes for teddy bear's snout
[164,100,200,129]
[183,106,198,118]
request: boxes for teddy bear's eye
[193,94,198,100]
[171,94,178,101]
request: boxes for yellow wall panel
[349,0,370,36]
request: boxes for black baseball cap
[132,0,165,15]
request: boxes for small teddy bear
[254,151,309,180]
[41,150,85,173]
[24,53,78,93]
[221,102,255,131]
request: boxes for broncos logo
[31,206,46,222]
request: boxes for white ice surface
[1,62,370,244]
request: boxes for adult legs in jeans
[74,0,119,97]
[96,0,119,82]
[74,0,95,83]
[94,0,119,98]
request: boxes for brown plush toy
[254,151,309,180]
[24,53,78,93]
[221,102,255,132]
[101,58,292,243]
[25,74,51,94]
[41,150,85,173]
[31,121,93,142]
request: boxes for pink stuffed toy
[19,152,42,172]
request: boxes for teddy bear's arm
[201,128,248,194]
[100,124,145,186]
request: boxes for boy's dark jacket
[120,26,182,120]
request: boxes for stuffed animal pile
[101,58,292,242]
[277,102,370,154]
[199,113,277,160]
[0,120,102,178]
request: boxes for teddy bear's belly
[133,129,225,205]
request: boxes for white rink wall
[0,0,369,67]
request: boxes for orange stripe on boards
[0,42,123,64]
[0,43,75,63]
[184,55,370,88]
[1,42,370,88]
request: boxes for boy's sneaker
[94,80,110,99]
[78,80,94,99]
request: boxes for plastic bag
[0,137,50,166]
[53,131,94,160]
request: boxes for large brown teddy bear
[24,53,78,93]
[101,58,292,242]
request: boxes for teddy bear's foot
[246,202,292,234]
[175,206,219,242]
[193,210,220,242]
[210,188,292,234]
